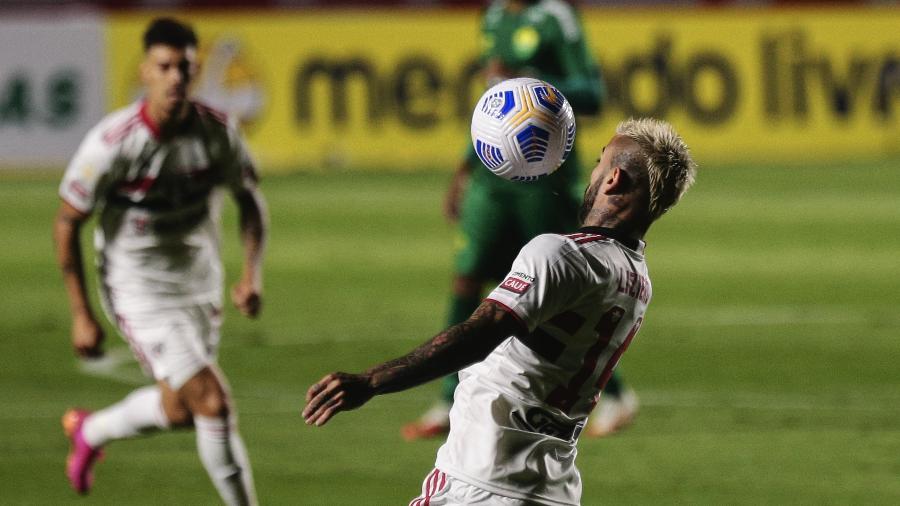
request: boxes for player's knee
[192,389,230,418]
[165,405,193,427]
[179,369,231,418]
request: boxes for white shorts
[113,303,222,390]
[410,469,537,506]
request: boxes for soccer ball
[470,77,576,181]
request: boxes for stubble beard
[578,180,601,225]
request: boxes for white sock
[195,415,257,506]
[81,385,169,448]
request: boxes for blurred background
[1,0,898,504]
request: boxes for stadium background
[1,0,899,504]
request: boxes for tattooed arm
[302,300,525,427]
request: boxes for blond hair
[615,118,697,221]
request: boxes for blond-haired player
[54,18,265,505]
[303,118,696,505]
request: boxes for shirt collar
[578,226,645,253]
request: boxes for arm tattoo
[366,301,521,395]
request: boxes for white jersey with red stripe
[59,100,258,313]
[435,228,651,505]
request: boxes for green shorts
[454,174,580,280]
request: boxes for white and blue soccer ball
[470,77,576,182]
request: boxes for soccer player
[304,118,696,505]
[403,0,638,441]
[54,18,265,505]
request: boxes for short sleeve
[485,235,584,332]
[58,127,116,213]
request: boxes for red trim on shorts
[115,314,154,377]
[409,469,447,506]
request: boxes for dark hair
[143,18,198,52]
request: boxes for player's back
[483,231,649,420]
[436,230,651,505]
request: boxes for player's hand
[444,163,470,223]
[302,372,375,427]
[231,277,262,318]
[72,314,104,359]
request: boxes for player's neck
[145,100,191,137]
[581,204,648,242]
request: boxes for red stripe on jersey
[564,232,588,240]
[68,181,90,199]
[102,114,142,145]
[138,101,161,139]
[574,234,608,245]
[595,317,643,394]
[119,176,157,195]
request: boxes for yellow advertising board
[107,8,899,172]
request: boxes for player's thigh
[113,303,223,391]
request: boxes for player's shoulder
[483,1,506,26]
[91,101,144,147]
[526,231,628,263]
[528,0,581,41]
[523,232,584,260]
[192,100,231,127]
[191,100,242,140]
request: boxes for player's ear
[601,166,623,194]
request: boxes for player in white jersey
[303,117,696,505]
[53,18,266,505]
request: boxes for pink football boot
[62,409,104,494]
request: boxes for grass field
[2,159,899,505]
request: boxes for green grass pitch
[1,159,899,504]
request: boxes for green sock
[604,370,624,398]
[440,294,481,405]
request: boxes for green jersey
[456,0,605,279]
[468,0,604,190]
[481,0,604,114]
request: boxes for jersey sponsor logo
[500,273,534,294]
[510,406,583,443]
[512,271,535,282]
